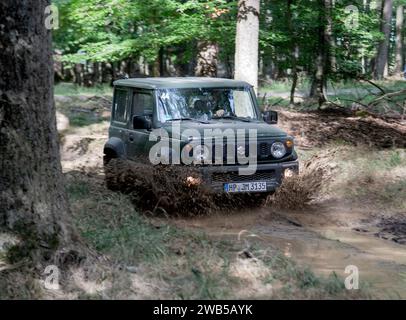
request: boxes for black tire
[103,154,119,191]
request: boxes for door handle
[129,134,134,142]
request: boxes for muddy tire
[104,156,119,191]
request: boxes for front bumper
[200,160,299,193]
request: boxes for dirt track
[278,110,406,149]
[57,95,406,299]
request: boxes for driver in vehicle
[208,90,230,118]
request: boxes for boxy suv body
[104,77,298,194]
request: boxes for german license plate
[224,181,267,193]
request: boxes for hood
[162,120,288,142]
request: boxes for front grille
[212,170,275,183]
[198,140,291,164]
[259,142,270,157]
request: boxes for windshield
[157,88,258,123]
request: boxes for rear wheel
[103,150,119,190]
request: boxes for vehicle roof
[113,77,252,89]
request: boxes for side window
[113,89,129,123]
[132,92,154,116]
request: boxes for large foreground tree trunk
[0,0,80,264]
[234,0,260,92]
[395,5,404,76]
[374,0,393,79]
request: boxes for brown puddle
[172,208,406,299]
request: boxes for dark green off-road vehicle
[104,77,298,194]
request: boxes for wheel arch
[103,137,126,161]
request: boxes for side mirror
[133,115,152,130]
[263,110,278,124]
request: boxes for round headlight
[193,144,210,163]
[271,142,286,159]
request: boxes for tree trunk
[74,63,84,86]
[101,62,110,83]
[93,62,101,85]
[195,41,219,77]
[234,0,260,92]
[374,0,393,79]
[310,0,329,105]
[325,0,336,72]
[395,5,404,76]
[0,0,80,264]
[287,0,298,106]
[110,62,117,85]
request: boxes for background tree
[234,0,260,91]
[309,0,330,105]
[374,0,393,79]
[395,1,405,76]
[0,0,80,264]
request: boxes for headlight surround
[271,142,286,159]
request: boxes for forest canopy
[53,0,405,89]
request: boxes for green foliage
[53,0,237,65]
[259,0,383,81]
[53,0,403,93]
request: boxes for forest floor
[2,87,404,299]
[44,90,406,300]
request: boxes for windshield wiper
[213,115,252,122]
[166,117,194,122]
[166,118,209,124]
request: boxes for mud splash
[267,149,337,209]
[105,159,265,216]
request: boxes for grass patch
[68,176,175,265]
[66,173,239,299]
[249,245,367,299]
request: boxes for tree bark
[395,5,404,76]
[74,64,84,86]
[309,0,329,105]
[234,0,260,92]
[0,0,80,264]
[92,62,101,85]
[195,41,219,77]
[374,0,393,79]
[287,0,298,105]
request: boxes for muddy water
[173,208,406,299]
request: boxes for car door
[110,86,131,153]
[127,89,155,160]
